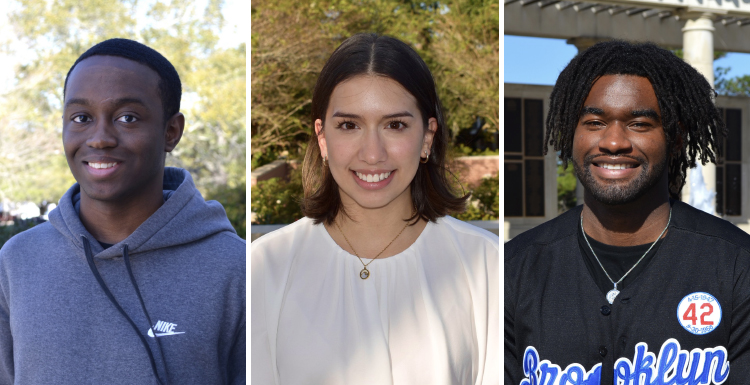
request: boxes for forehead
[327,75,419,116]
[583,74,659,112]
[65,55,161,102]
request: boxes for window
[504,97,545,217]
[716,108,742,216]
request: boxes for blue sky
[504,35,750,86]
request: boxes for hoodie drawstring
[82,235,167,385]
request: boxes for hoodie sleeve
[229,317,246,384]
[0,248,14,383]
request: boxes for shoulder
[0,222,59,259]
[670,201,750,251]
[504,205,582,261]
[432,216,499,252]
[250,217,319,256]
[250,217,324,274]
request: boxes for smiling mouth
[355,171,392,183]
[86,162,119,169]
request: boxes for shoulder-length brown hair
[301,33,468,225]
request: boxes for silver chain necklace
[580,209,671,304]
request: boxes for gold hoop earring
[420,150,429,164]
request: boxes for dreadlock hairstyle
[64,38,182,123]
[544,40,725,199]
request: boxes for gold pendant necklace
[335,211,414,280]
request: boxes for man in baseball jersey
[505,40,750,384]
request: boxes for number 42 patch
[677,292,722,335]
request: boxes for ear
[421,117,438,154]
[315,119,328,159]
[164,112,185,153]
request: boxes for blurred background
[250,0,500,232]
[0,0,247,244]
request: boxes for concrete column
[680,10,718,211]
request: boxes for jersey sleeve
[504,249,522,384]
[728,249,750,382]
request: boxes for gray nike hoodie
[0,167,246,384]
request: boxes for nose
[359,127,387,164]
[598,122,632,155]
[86,119,117,149]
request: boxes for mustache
[583,153,646,165]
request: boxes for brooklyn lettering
[521,339,729,385]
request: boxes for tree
[1,0,246,236]
[250,0,500,168]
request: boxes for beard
[572,154,667,205]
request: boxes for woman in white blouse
[251,33,499,385]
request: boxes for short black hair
[301,33,468,225]
[545,40,725,199]
[63,38,182,122]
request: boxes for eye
[116,115,138,123]
[387,120,407,130]
[336,121,357,130]
[584,120,605,127]
[72,115,91,123]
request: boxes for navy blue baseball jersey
[505,201,750,384]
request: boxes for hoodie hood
[49,167,237,260]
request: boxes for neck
[328,188,425,259]
[79,189,164,245]
[582,185,671,247]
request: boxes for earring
[323,154,328,167]
[420,150,429,164]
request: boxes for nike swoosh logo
[147,329,186,338]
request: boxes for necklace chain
[335,211,414,279]
[580,208,671,303]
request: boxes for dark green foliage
[206,185,246,240]
[250,170,304,225]
[455,175,498,221]
[557,163,577,214]
[0,220,38,248]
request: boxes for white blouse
[251,216,499,385]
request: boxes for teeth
[356,171,391,182]
[89,162,117,169]
[601,164,632,170]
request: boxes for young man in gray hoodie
[0,38,245,384]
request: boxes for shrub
[250,169,304,225]
[557,163,577,214]
[455,174,499,221]
[206,185,247,239]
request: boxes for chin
[340,186,411,211]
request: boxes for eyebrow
[579,106,604,116]
[579,106,661,121]
[631,108,661,121]
[331,111,414,119]
[64,97,148,109]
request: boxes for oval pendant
[360,268,370,280]
[606,289,620,304]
